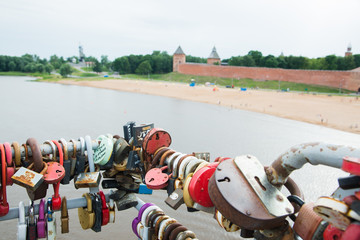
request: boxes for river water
[0,76,359,239]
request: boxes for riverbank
[56,79,360,134]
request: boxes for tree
[248,50,263,66]
[8,61,16,71]
[344,55,356,70]
[36,63,44,73]
[59,64,72,77]
[242,55,255,67]
[101,55,110,70]
[135,60,152,75]
[324,55,338,70]
[24,63,36,73]
[112,57,131,74]
[44,64,54,74]
[353,54,360,68]
[50,55,62,69]
[92,60,102,73]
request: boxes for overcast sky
[0,0,359,60]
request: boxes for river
[0,76,359,239]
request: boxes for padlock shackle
[26,138,43,173]
[85,135,95,172]
[266,142,360,186]
[52,140,64,166]
[59,138,69,161]
[1,144,8,204]
[18,201,25,224]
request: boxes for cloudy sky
[0,0,359,60]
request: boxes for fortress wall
[177,63,360,91]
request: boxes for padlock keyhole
[218,177,230,182]
[149,178,154,182]
[254,176,266,191]
[156,133,159,140]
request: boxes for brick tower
[345,43,352,57]
[173,46,186,72]
[207,46,221,65]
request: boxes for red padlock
[142,128,172,156]
[188,162,219,207]
[342,156,360,175]
[341,222,360,240]
[145,166,171,189]
[0,144,9,216]
[3,142,15,185]
[46,140,65,211]
[323,224,344,240]
[99,191,110,226]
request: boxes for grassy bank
[1,71,355,94]
[122,72,354,94]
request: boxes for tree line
[224,50,360,70]
[0,50,359,77]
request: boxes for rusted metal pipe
[266,142,360,186]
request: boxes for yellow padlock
[78,193,95,229]
[183,173,194,208]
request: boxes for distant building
[345,43,352,57]
[173,46,186,72]
[207,47,221,65]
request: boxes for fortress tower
[207,46,221,65]
[173,46,186,72]
[345,43,352,57]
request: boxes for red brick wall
[207,58,221,65]
[178,63,360,91]
[173,54,186,72]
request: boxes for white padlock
[17,201,27,240]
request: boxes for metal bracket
[234,155,294,217]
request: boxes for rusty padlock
[293,202,327,240]
[74,165,101,189]
[142,128,172,158]
[208,155,294,230]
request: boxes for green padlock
[94,135,113,166]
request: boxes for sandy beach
[58,79,360,134]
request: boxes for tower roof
[208,46,220,59]
[174,46,185,55]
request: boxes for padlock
[69,139,78,179]
[342,156,360,175]
[12,163,47,191]
[3,142,15,185]
[150,147,170,168]
[78,193,95,230]
[145,166,170,189]
[208,155,294,230]
[323,224,343,240]
[193,152,210,162]
[177,156,196,182]
[108,190,116,223]
[59,138,71,184]
[341,221,360,240]
[154,215,170,237]
[293,202,327,240]
[61,196,69,234]
[47,198,57,240]
[114,137,131,164]
[11,141,21,167]
[338,175,360,190]
[140,205,161,240]
[17,201,27,240]
[127,150,140,171]
[169,225,188,240]
[123,121,136,142]
[142,128,172,157]
[91,193,102,232]
[85,135,99,193]
[37,198,47,238]
[188,162,218,208]
[99,191,109,226]
[313,196,351,231]
[94,135,113,166]
[184,158,205,179]
[215,209,240,232]
[163,222,182,240]
[27,201,36,240]
[174,230,196,240]
[158,218,177,240]
[115,193,138,211]
[0,144,9,217]
[165,188,184,210]
[351,200,360,215]
[75,166,101,189]
[132,123,154,147]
